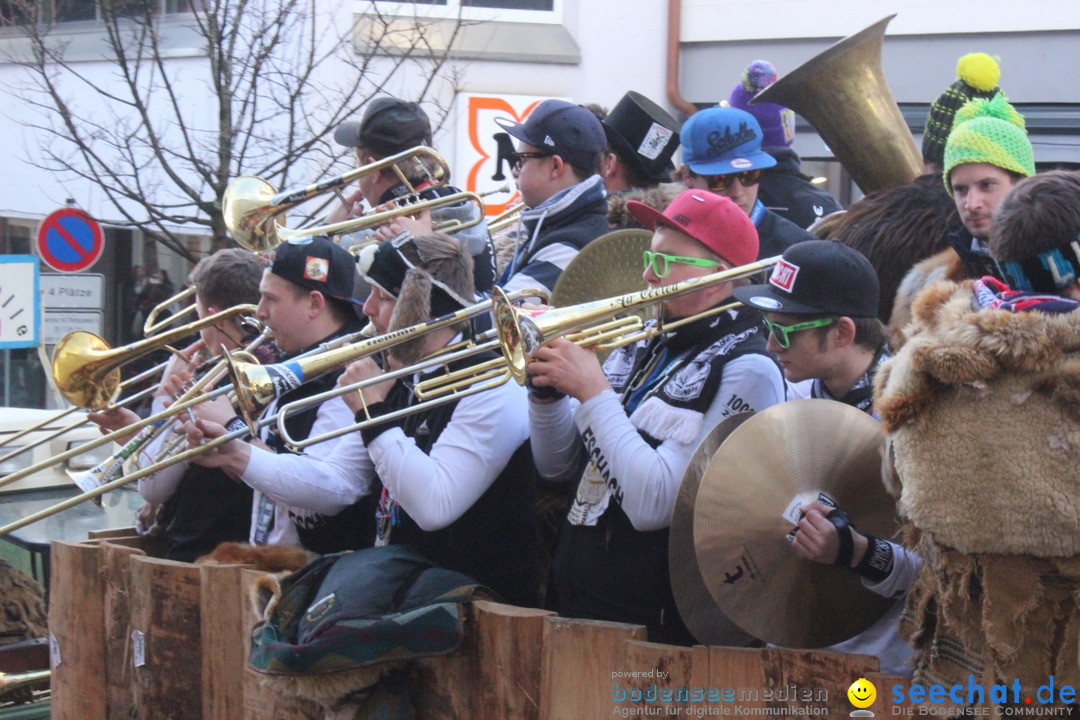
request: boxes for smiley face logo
[847,678,876,709]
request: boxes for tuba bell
[751,14,921,194]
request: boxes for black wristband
[525,372,565,401]
[825,507,855,567]
[225,416,252,442]
[854,534,895,583]
[357,401,405,445]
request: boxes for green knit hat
[943,92,1035,196]
[922,53,1001,169]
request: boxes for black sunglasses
[508,151,553,170]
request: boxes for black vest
[161,466,253,563]
[374,351,540,607]
[264,319,378,555]
[553,313,771,644]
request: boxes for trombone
[278,259,779,449]
[0,291,547,534]
[224,146,491,252]
[487,202,525,234]
[0,307,248,468]
[225,287,548,433]
[141,285,198,336]
[412,255,782,396]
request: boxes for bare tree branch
[1,0,471,259]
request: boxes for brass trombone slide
[0,669,50,696]
[224,146,452,252]
[0,321,380,492]
[141,285,198,337]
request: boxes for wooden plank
[129,555,202,720]
[240,569,321,720]
[867,672,914,715]
[48,540,105,720]
[88,526,139,540]
[413,600,554,720]
[100,539,146,720]
[539,616,647,720]
[777,648,879,716]
[200,562,252,720]
[621,639,697,714]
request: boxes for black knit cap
[922,53,1001,168]
[733,240,879,318]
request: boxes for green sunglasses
[643,250,721,278]
[763,316,837,349]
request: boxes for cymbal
[693,399,898,648]
[551,228,652,308]
[670,412,756,646]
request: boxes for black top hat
[601,91,682,183]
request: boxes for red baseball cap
[626,190,759,267]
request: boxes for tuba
[751,14,921,194]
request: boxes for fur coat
[874,280,1080,694]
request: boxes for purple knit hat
[727,60,795,148]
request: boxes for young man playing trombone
[179,237,372,552]
[526,190,785,642]
[88,248,269,562]
[331,96,498,294]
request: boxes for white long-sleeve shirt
[530,353,786,531]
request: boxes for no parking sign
[36,208,105,273]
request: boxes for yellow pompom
[956,53,1000,92]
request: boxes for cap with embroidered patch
[269,236,358,305]
[733,240,878,317]
[494,99,607,172]
[681,106,777,176]
[626,189,759,267]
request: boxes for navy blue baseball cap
[681,106,777,176]
[495,99,607,172]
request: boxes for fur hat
[727,60,796,148]
[943,93,1034,194]
[922,53,1001,168]
[355,233,475,365]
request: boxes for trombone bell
[222,176,281,252]
[52,331,121,410]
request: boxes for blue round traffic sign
[36,208,104,273]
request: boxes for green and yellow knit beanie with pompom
[922,53,1001,169]
[943,92,1035,195]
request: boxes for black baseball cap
[494,99,607,172]
[334,97,433,157]
[733,241,879,318]
[269,236,358,306]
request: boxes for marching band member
[495,99,610,296]
[330,231,540,606]
[88,248,268,562]
[733,240,917,675]
[527,190,785,642]
[331,96,498,294]
[180,237,372,552]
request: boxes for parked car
[0,408,112,494]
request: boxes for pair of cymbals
[670,399,899,648]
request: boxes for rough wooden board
[413,600,554,720]
[100,539,146,720]
[129,555,202,720]
[48,540,105,720]
[201,562,253,720]
[539,616,647,720]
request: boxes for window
[0,0,197,26]
[371,0,561,25]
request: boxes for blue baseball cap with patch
[494,99,607,172]
[681,106,777,176]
